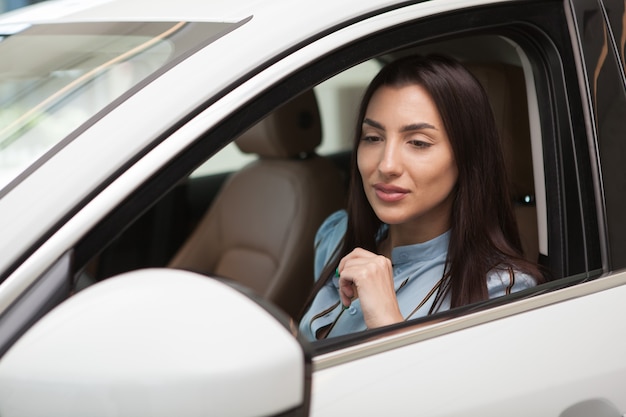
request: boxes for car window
[189,60,382,177]
[79,37,549,312]
[72,0,599,350]
[315,59,383,155]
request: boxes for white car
[0,0,624,415]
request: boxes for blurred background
[1,0,47,13]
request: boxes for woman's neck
[381,218,450,254]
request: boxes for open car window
[68,0,599,353]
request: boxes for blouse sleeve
[313,209,347,281]
[486,268,537,299]
[299,210,347,341]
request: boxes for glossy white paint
[0,269,304,417]
[310,272,626,415]
[0,0,510,25]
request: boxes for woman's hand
[337,248,403,329]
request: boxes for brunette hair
[303,54,543,317]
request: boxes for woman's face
[357,84,458,243]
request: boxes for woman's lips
[373,183,409,202]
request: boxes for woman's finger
[338,277,355,307]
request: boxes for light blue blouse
[299,210,537,341]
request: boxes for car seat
[168,90,346,318]
[467,62,540,263]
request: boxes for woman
[298,55,544,341]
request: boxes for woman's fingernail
[335,268,340,277]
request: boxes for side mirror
[0,269,307,417]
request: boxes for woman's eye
[409,139,432,149]
[361,135,382,143]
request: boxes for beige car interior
[466,62,539,263]
[168,90,346,318]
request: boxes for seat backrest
[168,91,346,318]
[466,62,539,262]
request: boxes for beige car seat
[168,90,346,318]
[467,62,540,263]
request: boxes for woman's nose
[378,141,402,177]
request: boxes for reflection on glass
[0,20,237,191]
[0,23,180,190]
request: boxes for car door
[306,1,626,416]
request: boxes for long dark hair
[302,54,543,317]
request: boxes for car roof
[0,0,406,24]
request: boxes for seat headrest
[235,90,322,158]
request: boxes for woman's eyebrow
[400,122,437,132]
[363,118,437,132]
[363,118,385,130]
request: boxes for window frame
[73,0,599,352]
[568,0,626,271]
